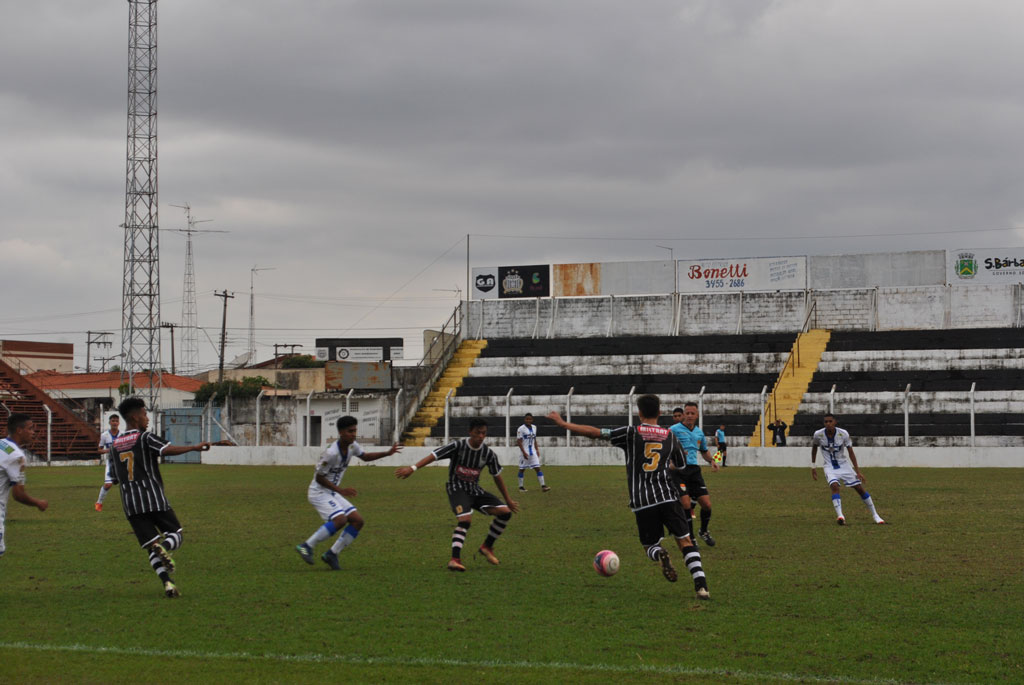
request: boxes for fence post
[903,384,911,447]
[829,384,836,414]
[566,387,575,447]
[346,388,354,415]
[698,385,706,429]
[43,404,52,465]
[394,389,404,445]
[255,390,265,447]
[444,388,454,444]
[305,390,314,447]
[759,385,767,447]
[505,387,514,447]
[627,386,636,427]
[607,295,615,337]
[969,382,976,448]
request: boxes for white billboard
[949,248,1024,285]
[678,256,806,293]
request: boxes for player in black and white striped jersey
[110,397,215,598]
[548,394,710,600]
[395,418,519,572]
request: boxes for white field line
[0,640,941,685]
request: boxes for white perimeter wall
[203,446,1022,469]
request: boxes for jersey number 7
[118,451,135,481]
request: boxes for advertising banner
[473,265,551,298]
[678,256,806,293]
[553,261,674,296]
[949,248,1024,285]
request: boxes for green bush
[193,376,272,403]
[281,355,325,368]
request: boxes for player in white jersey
[94,414,121,512]
[811,414,886,525]
[296,416,402,570]
[515,413,550,492]
[0,413,49,559]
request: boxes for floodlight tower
[169,203,223,374]
[120,0,161,408]
[248,265,275,364]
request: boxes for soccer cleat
[478,546,500,565]
[699,530,716,547]
[542,485,551,492]
[321,550,341,571]
[94,502,103,512]
[447,558,466,572]
[837,516,846,526]
[656,548,678,583]
[875,518,887,525]
[151,543,175,573]
[296,543,315,565]
[163,580,180,598]
[518,487,528,492]
[696,587,710,600]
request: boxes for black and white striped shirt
[109,430,171,517]
[607,424,683,512]
[432,438,502,495]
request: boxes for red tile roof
[26,370,203,393]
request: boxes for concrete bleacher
[422,334,796,447]
[790,328,1024,447]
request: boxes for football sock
[860,491,880,519]
[305,520,338,548]
[483,513,510,548]
[699,507,712,534]
[451,521,470,559]
[536,470,546,486]
[685,508,695,539]
[97,486,110,504]
[330,525,360,554]
[163,530,183,551]
[645,544,666,562]
[518,471,525,488]
[683,546,707,589]
[831,493,844,518]
[148,548,171,582]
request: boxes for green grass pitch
[1,464,1021,684]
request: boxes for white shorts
[823,461,861,488]
[519,452,541,470]
[308,488,356,522]
[103,458,117,485]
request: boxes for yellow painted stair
[749,329,831,447]
[402,339,487,446]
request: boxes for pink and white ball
[593,550,620,577]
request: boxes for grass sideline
[1,464,1021,684]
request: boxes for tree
[193,376,273,404]
[281,354,325,369]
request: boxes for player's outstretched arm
[395,453,436,479]
[492,474,519,513]
[161,442,212,457]
[361,444,403,462]
[12,483,47,511]
[546,411,602,438]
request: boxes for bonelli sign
[678,256,806,293]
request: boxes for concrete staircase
[749,329,831,447]
[402,339,487,446]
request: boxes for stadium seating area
[423,334,796,447]
[790,328,1024,447]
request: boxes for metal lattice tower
[121,0,161,409]
[248,266,275,364]
[170,204,221,375]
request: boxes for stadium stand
[420,333,797,447]
[789,328,1024,447]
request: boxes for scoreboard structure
[314,338,404,363]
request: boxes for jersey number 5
[643,443,662,472]
[118,451,135,481]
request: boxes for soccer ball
[712,451,723,465]
[593,550,619,577]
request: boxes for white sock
[537,472,546,486]
[97,487,110,504]
[330,529,358,555]
[304,524,334,548]
[862,493,880,520]
[831,494,844,518]
[518,472,525,488]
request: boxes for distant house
[26,370,203,413]
[1,340,74,373]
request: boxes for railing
[396,302,464,441]
[3,357,93,421]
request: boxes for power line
[469,225,1024,242]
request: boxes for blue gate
[162,407,221,463]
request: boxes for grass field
[1,463,1021,684]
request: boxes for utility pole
[248,265,275,365]
[273,343,302,368]
[214,290,234,382]
[160,322,177,374]
[86,331,113,373]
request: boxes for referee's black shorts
[633,501,690,546]
[671,465,709,499]
[128,509,182,547]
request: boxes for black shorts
[447,488,505,517]
[633,501,690,546]
[128,509,182,547]
[672,465,709,500]
[718,442,727,452]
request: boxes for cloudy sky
[2,0,1022,371]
